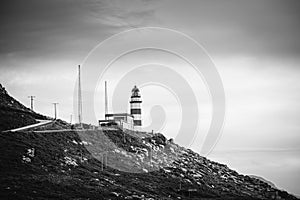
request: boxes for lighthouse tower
[130,85,142,129]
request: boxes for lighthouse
[130,85,142,129]
[99,84,142,131]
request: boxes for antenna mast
[105,81,108,120]
[78,65,83,127]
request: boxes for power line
[52,103,59,119]
[28,96,35,110]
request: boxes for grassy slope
[0,84,48,132]
[0,127,297,200]
[0,130,212,200]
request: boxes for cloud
[0,0,159,62]
[156,0,300,58]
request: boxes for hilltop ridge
[0,83,298,200]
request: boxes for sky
[1,0,300,196]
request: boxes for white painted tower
[130,85,142,128]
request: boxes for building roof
[131,85,141,97]
[132,85,139,92]
[105,113,134,117]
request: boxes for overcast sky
[1,0,300,196]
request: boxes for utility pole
[28,96,35,110]
[52,103,59,119]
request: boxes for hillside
[0,84,48,132]
[0,84,298,200]
[249,175,277,189]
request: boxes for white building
[99,85,142,131]
[99,113,134,130]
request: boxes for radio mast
[78,65,83,127]
[105,81,108,120]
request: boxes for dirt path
[5,120,53,132]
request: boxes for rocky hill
[249,175,277,189]
[0,84,298,200]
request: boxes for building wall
[121,120,134,130]
[114,115,134,130]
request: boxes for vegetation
[0,84,298,200]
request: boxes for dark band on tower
[130,85,142,127]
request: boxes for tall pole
[78,65,83,127]
[52,103,58,119]
[28,96,35,110]
[105,81,108,120]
